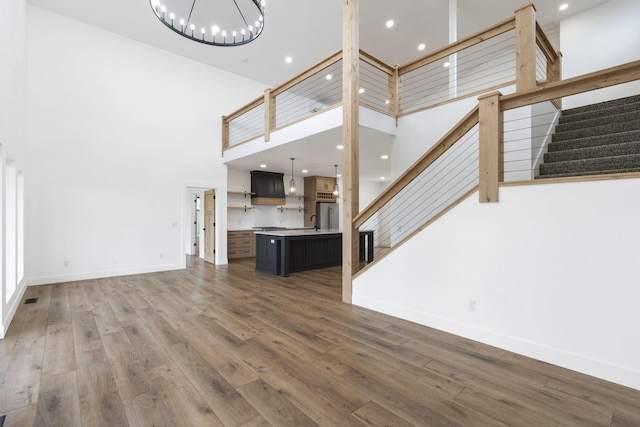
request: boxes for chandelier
[149,0,266,47]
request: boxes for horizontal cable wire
[228,104,265,146]
[362,126,479,247]
[275,61,343,128]
[500,102,561,180]
[400,31,516,113]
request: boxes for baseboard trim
[26,262,185,287]
[353,294,640,391]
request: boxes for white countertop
[254,228,341,237]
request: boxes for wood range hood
[250,170,286,205]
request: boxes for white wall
[560,0,640,108]
[0,0,28,338]
[354,178,640,390]
[26,7,266,285]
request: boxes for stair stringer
[353,177,640,391]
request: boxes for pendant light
[289,158,296,195]
[333,164,339,197]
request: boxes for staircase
[538,94,640,179]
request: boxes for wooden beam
[515,4,537,91]
[478,91,503,203]
[342,0,359,304]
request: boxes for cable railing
[502,101,561,181]
[361,123,480,249]
[355,106,480,251]
[275,59,343,129]
[399,29,516,115]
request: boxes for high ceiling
[27,0,611,180]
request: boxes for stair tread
[562,93,640,116]
[559,101,640,125]
[547,130,640,152]
[538,168,640,179]
[552,120,640,142]
[539,153,640,176]
[556,110,640,132]
[544,141,640,163]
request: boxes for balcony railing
[222,4,561,153]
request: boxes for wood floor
[1,257,639,426]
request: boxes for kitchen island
[255,229,373,277]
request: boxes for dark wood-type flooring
[0,256,639,426]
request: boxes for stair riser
[539,154,640,175]
[544,142,640,163]
[556,110,640,133]
[552,120,640,142]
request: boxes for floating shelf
[277,206,307,213]
[228,205,254,212]
[228,191,255,198]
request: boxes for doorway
[203,189,215,264]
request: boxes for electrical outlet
[63,260,69,267]
[160,253,164,259]
[469,299,477,311]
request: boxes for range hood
[251,171,286,205]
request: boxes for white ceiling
[27,0,611,180]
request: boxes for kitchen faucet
[309,214,318,231]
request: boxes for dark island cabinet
[255,234,280,275]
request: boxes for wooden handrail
[359,49,395,75]
[398,16,516,76]
[271,50,343,96]
[535,22,559,64]
[353,105,480,229]
[500,59,640,111]
[223,95,265,123]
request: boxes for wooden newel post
[479,91,503,203]
[264,88,275,142]
[515,4,537,92]
[222,116,229,154]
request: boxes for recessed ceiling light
[260,164,267,168]
[358,88,365,94]
[559,3,569,11]
[444,62,450,68]
[337,174,342,178]
[337,145,344,150]
[326,74,333,80]
[285,56,292,63]
[418,43,426,51]
[302,169,308,174]
[381,155,389,159]
[386,20,394,28]
[380,176,386,180]
[385,99,390,104]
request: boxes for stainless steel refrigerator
[317,202,339,230]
